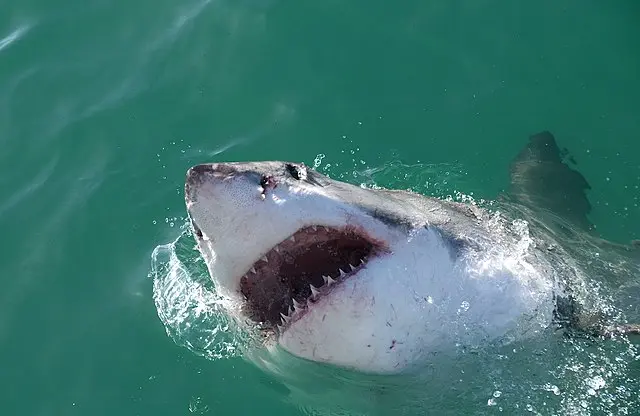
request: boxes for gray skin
[186,131,639,339]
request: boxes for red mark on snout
[389,339,403,350]
[260,175,277,190]
[260,175,277,199]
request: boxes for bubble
[312,153,326,169]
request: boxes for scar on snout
[389,339,403,349]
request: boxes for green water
[1,0,639,414]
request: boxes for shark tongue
[239,225,384,330]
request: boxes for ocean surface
[1,1,639,415]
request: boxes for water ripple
[0,24,31,53]
[0,153,59,218]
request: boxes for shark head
[185,161,553,374]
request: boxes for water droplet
[543,383,560,395]
[188,396,209,413]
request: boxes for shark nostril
[260,175,277,190]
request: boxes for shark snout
[186,163,237,183]
[188,163,216,178]
[185,163,238,201]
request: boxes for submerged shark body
[184,131,638,374]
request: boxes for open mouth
[239,226,386,333]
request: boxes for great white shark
[184,131,639,374]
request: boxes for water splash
[150,225,247,361]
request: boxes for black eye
[285,163,304,180]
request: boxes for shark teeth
[310,285,321,298]
[239,223,382,335]
[323,275,336,286]
[277,298,313,331]
[280,312,290,323]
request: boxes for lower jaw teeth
[323,275,336,285]
[275,262,364,331]
[280,312,290,323]
[310,285,320,297]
